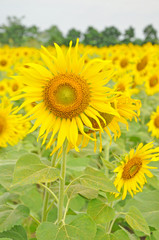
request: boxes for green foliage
[87,199,115,224]
[0,16,158,46]
[37,214,96,240]
[0,205,29,232]
[0,225,28,240]
[125,206,150,236]
[12,153,60,186]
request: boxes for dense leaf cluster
[0,16,158,47]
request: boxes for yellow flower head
[147,107,159,138]
[13,40,120,154]
[114,142,159,200]
[0,97,30,147]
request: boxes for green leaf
[0,225,27,240]
[95,227,118,240]
[87,199,115,224]
[0,192,19,205]
[0,205,29,232]
[36,222,58,240]
[81,167,118,193]
[12,153,60,186]
[0,238,12,240]
[67,184,98,200]
[125,206,150,236]
[20,186,43,214]
[69,195,85,211]
[37,214,96,240]
[67,157,90,171]
[0,163,15,189]
[113,229,131,240]
[123,190,159,229]
[57,214,96,240]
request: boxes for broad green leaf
[12,153,60,186]
[125,206,150,236]
[20,186,43,214]
[123,190,159,229]
[81,167,118,193]
[87,199,115,224]
[0,205,29,232]
[0,238,12,240]
[37,214,96,240]
[0,225,27,240]
[69,195,85,211]
[67,184,98,200]
[56,214,96,240]
[113,230,131,240]
[95,227,118,240]
[119,226,138,240]
[0,192,19,205]
[0,163,15,189]
[36,222,58,240]
[66,157,90,171]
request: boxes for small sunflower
[0,98,30,147]
[145,71,159,95]
[147,107,159,138]
[114,142,159,200]
[13,40,120,154]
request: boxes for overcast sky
[0,0,159,37]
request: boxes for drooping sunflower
[0,97,30,147]
[147,107,159,138]
[12,40,120,154]
[114,142,159,200]
[68,94,141,152]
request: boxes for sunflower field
[0,41,159,240]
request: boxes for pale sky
[0,0,159,38]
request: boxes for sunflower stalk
[57,139,68,225]
[41,149,59,222]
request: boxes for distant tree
[143,24,157,43]
[101,26,121,46]
[83,26,102,46]
[45,25,64,46]
[64,28,81,46]
[0,16,26,46]
[122,26,135,43]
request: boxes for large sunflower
[114,142,159,200]
[0,98,30,147]
[13,40,120,154]
[147,107,159,138]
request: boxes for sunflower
[12,40,120,154]
[114,142,159,200]
[68,94,141,152]
[147,107,159,138]
[0,97,30,147]
[145,70,159,95]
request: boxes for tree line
[0,16,158,47]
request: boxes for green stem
[41,150,59,222]
[39,183,59,203]
[103,134,110,176]
[42,183,50,222]
[57,140,68,225]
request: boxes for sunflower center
[0,116,6,134]
[0,86,4,91]
[12,83,19,92]
[0,60,7,67]
[136,56,148,71]
[120,58,128,68]
[117,83,125,92]
[44,73,90,119]
[154,116,159,128]
[149,75,158,87]
[122,157,142,179]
